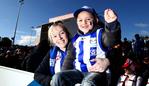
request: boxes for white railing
[0,66,34,86]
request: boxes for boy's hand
[104,9,117,23]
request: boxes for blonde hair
[48,21,71,46]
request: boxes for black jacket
[34,52,52,86]
[34,42,72,86]
[62,21,122,70]
[21,40,50,73]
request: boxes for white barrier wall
[0,66,34,86]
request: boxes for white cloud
[139,30,149,36]
[33,28,41,35]
[16,27,41,46]
[134,23,149,28]
[17,30,29,34]
[17,35,36,46]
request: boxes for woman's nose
[58,34,62,39]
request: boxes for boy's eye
[86,18,93,22]
[77,18,93,23]
[77,19,82,22]
[87,18,91,21]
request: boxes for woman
[28,21,72,86]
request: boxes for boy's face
[77,11,94,34]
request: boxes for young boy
[51,6,121,86]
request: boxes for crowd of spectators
[121,34,149,86]
[0,33,149,85]
[0,44,34,69]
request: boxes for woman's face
[77,11,94,34]
[49,25,68,51]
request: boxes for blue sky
[0,0,149,45]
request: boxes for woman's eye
[60,31,65,35]
[53,35,57,38]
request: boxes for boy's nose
[83,20,87,24]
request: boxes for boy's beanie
[74,6,98,18]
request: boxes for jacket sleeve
[100,21,123,71]
[101,21,124,77]
[102,21,121,48]
[62,42,76,70]
[22,40,50,72]
[34,52,52,86]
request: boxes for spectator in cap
[117,58,143,86]
[51,5,122,86]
